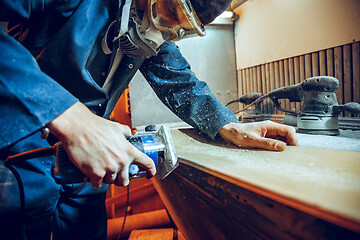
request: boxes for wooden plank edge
[178,157,360,233]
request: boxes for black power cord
[3,147,55,239]
[117,184,130,240]
[3,161,27,239]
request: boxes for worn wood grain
[171,129,360,230]
[153,129,360,240]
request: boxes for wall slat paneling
[344,44,352,116]
[288,57,296,111]
[245,68,250,97]
[326,48,334,76]
[248,68,253,93]
[343,45,352,103]
[251,66,257,93]
[319,50,327,76]
[256,65,262,94]
[312,52,319,76]
[294,56,301,112]
[260,64,267,112]
[279,60,286,110]
[305,54,312,78]
[353,42,360,103]
[334,46,343,105]
[236,42,360,115]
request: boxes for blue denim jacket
[0,0,238,150]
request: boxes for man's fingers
[131,150,157,178]
[119,124,132,137]
[116,165,130,186]
[89,174,104,188]
[236,131,286,151]
[276,126,298,146]
[103,170,118,184]
[265,121,298,146]
[273,140,287,151]
[108,145,156,186]
[252,137,287,151]
[76,162,105,188]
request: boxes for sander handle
[332,102,360,116]
[234,87,300,115]
[267,84,301,115]
[226,93,263,106]
[268,84,301,103]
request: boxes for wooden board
[128,229,175,240]
[128,229,186,240]
[168,129,360,232]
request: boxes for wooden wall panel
[242,69,246,98]
[274,61,280,90]
[312,52,319,76]
[279,60,287,110]
[270,62,277,113]
[288,58,296,111]
[246,68,251,96]
[352,42,360,117]
[326,48,334,76]
[305,54,312,78]
[235,41,360,117]
[248,68,253,93]
[283,59,290,112]
[261,64,266,113]
[264,63,271,113]
[334,47,343,105]
[256,66,262,94]
[343,44,352,116]
[252,67,257,93]
[294,57,301,112]
[237,69,243,97]
[343,44,352,103]
[274,61,282,114]
[269,62,275,91]
[353,42,360,103]
[237,69,244,110]
[240,69,245,110]
[319,50,327,76]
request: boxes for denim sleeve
[0,0,54,22]
[140,41,238,139]
[0,28,78,150]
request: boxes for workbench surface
[170,129,360,232]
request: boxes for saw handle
[332,102,360,116]
[52,135,159,184]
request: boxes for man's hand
[218,121,298,151]
[48,102,156,187]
